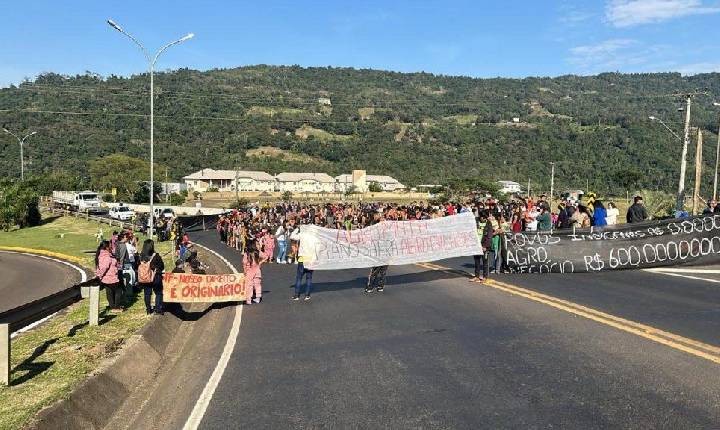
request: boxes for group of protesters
[213,193,657,294]
[94,229,166,315]
[93,215,203,315]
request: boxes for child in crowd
[243,241,264,305]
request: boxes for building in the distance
[335,173,406,192]
[160,182,187,195]
[497,180,522,194]
[183,169,276,192]
[275,172,336,193]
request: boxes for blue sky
[2,0,720,87]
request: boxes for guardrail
[0,279,102,386]
[42,205,136,231]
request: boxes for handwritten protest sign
[163,272,246,303]
[298,212,482,270]
[505,215,720,273]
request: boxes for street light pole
[107,19,193,238]
[713,102,720,200]
[680,95,693,212]
[649,110,688,213]
[2,129,37,181]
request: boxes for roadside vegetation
[0,214,172,430]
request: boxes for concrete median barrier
[26,246,233,430]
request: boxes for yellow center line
[415,262,720,365]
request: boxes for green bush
[0,180,42,230]
[168,193,186,206]
[368,183,383,193]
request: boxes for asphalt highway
[190,231,720,429]
[0,251,82,313]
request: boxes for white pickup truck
[52,190,104,214]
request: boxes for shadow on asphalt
[167,301,237,322]
[309,269,465,293]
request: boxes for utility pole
[713,102,720,200]
[678,94,692,212]
[165,167,169,203]
[549,162,555,232]
[693,129,703,215]
[235,168,239,203]
[527,178,531,198]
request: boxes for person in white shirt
[606,202,619,225]
[275,221,288,263]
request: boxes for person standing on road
[243,241,264,305]
[292,250,314,301]
[605,202,619,225]
[626,196,649,224]
[275,221,288,264]
[470,215,487,282]
[139,239,165,315]
[366,211,389,293]
[592,200,608,227]
[536,205,552,231]
[95,240,123,313]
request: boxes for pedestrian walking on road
[139,239,165,315]
[243,241,264,305]
[292,253,314,301]
[95,240,123,313]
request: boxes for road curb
[0,246,86,266]
[25,247,229,430]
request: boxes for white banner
[298,212,482,270]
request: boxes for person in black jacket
[626,196,649,224]
[139,239,165,315]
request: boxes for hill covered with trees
[1,65,720,195]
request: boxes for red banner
[162,272,246,303]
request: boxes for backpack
[138,254,156,283]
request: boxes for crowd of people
[93,216,203,315]
[214,194,651,295]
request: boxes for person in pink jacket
[243,241,264,305]
[260,228,275,263]
[95,240,123,312]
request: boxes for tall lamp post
[107,19,193,237]
[713,102,720,200]
[649,115,686,213]
[2,128,36,181]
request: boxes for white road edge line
[643,270,720,284]
[183,243,243,430]
[1,250,88,339]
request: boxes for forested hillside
[1,66,720,195]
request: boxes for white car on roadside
[154,207,175,219]
[109,205,135,221]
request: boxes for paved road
[0,251,82,313]
[189,231,720,429]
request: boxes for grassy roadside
[0,214,173,430]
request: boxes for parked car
[109,205,135,221]
[154,207,175,219]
